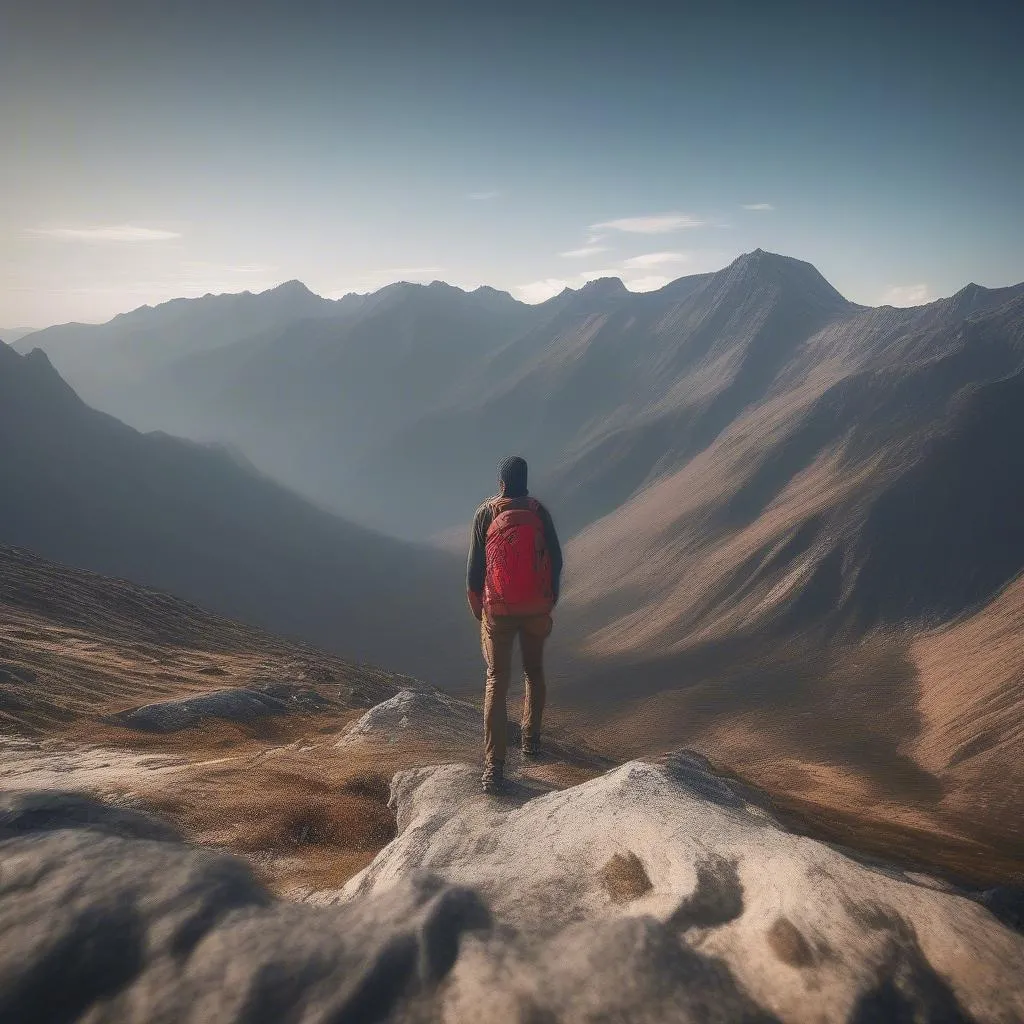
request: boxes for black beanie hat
[498,455,528,497]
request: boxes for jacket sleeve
[538,503,564,604]
[466,505,490,598]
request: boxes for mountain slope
[0,328,37,346]
[0,344,472,683]
[142,280,547,513]
[0,542,404,734]
[912,572,1024,842]
[533,286,1024,861]
[560,286,1024,658]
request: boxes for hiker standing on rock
[467,456,563,794]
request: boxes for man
[467,456,563,794]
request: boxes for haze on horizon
[2,0,1022,328]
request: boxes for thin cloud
[514,268,622,304]
[585,232,606,245]
[625,275,673,292]
[63,276,285,298]
[180,261,275,275]
[590,212,705,234]
[468,190,500,200]
[621,251,691,269]
[882,284,930,307]
[741,203,775,211]
[26,223,182,242]
[386,266,446,276]
[560,246,610,258]
[339,266,446,292]
[515,279,571,303]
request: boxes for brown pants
[481,612,552,766]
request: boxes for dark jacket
[467,495,563,609]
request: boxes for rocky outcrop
[0,790,490,1024]
[3,754,1021,1022]
[337,688,481,749]
[330,756,1024,1023]
[109,684,334,732]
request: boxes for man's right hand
[467,589,483,621]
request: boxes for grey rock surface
[0,790,489,1024]
[2,756,1022,1023]
[330,758,1024,1024]
[110,684,333,732]
[337,688,480,749]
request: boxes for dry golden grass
[913,574,1024,833]
[4,541,1020,896]
[0,546,432,891]
[0,544,401,736]
[139,750,399,893]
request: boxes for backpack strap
[491,496,537,512]
[486,496,541,534]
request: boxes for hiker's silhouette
[466,456,563,793]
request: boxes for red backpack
[483,497,554,616]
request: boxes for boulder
[109,684,333,733]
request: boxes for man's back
[466,457,563,793]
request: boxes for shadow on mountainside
[560,632,929,793]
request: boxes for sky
[2,0,1023,327]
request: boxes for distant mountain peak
[22,347,56,370]
[730,248,793,271]
[0,343,57,375]
[577,277,627,297]
[0,343,83,409]
[953,282,985,302]
[940,281,994,318]
[723,249,851,308]
[265,279,317,297]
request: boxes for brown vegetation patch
[340,769,393,804]
[767,917,816,968]
[137,742,403,892]
[233,793,396,854]
[600,851,653,902]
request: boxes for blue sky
[2,0,1023,326]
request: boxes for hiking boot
[521,733,540,758]
[481,760,504,794]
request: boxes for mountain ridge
[23,248,1020,344]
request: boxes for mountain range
[8,250,1024,857]
[18,252,1024,637]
